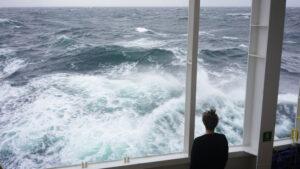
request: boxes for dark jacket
[190,133,229,169]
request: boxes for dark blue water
[0,7,299,169]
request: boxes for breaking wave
[4,46,176,84]
[0,18,23,27]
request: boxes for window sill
[51,146,256,169]
[52,140,295,169]
[50,153,189,169]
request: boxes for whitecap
[284,40,297,44]
[2,59,26,76]
[222,36,239,40]
[135,27,150,33]
[115,38,166,48]
[199,31,215,36]
[0,48,15,56]
[226,13,251,17]
[0,18,23,27]
[0,18,11,23]
[135,27,167,37]
[239,44,248,48]
[278,93,298,104]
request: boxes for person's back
[190,109,228,169]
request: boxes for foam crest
[222,36,239,40]
[116,38,165,48]
[284,40,297,44]
[278,93,298,104]
[195,68,244,145]
[52,35,76,47]
[0,59,26,79]
[226,13,251,19]
[135,27,151,33]
[199,31,215,37]
[239,44,248,48]
[0,71,184,168]
[0,48,15,56]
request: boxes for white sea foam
[195,68,244,145]
[0,59,26,79]
[135,27,167,37]
[0,71,185,166]
[222,36,239,40]
[284,40,297,44]
[226,13,251,19]
[199,31,215,37]
[0,18,10,23]
[135,27,150,33]
[0,48,15,56]
[0,63,247,166]
[0,18,22,27]
[239,44,248,48]
[116,38,166,48]
[278,93,298,104]
[274,114,294,139]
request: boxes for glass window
[0,5,188,169]
[274,7,300,140]
[195,6,251,145]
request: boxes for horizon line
[0,5,299,8]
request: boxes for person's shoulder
[194,135,207,143]
[215,133,226,137]
[215,133,228,142]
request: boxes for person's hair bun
[208,108,216,114]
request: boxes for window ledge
[50,153,189,169]
[51,146,258,169]
[51,141,296,169]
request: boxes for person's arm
[223,136,229,167]
[190,140,198,169]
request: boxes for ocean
[0,7,299,169]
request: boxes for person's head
[202,108,219,133]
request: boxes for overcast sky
[0,0,299,7]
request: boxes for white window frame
[51,0,289,168]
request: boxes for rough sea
[0,7,299,169]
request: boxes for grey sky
[0,0,299,7]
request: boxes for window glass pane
[195,7,250,145]
[275,7,300,140]
[0,5,188,169]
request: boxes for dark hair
[202,109,219,131]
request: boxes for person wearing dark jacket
[190,109,228,169]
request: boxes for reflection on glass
[275,7,300,139]
[0,7,187,168]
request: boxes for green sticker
[263,131,273,142]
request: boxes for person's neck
[206,130,214,134]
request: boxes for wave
[52,35,76,47]
[239,44,248,48]
[199,31,215,37]
[0,65,248,168]
[0,18,23,27]
[222,36,239,40]
[275,93,298,139]
[0,59,26,80]
[4,46,175,84]
[135,27,152,33]
[200,48,248,63]
[284,40,297,44]
[281,55,300,74]
[116,38,166,49]
[0,48,15,56]
[0,71,185,168]
[178,16,188,20]
[135,27,167,37]
[226,13,251,19]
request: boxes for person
[190,109,228,169]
